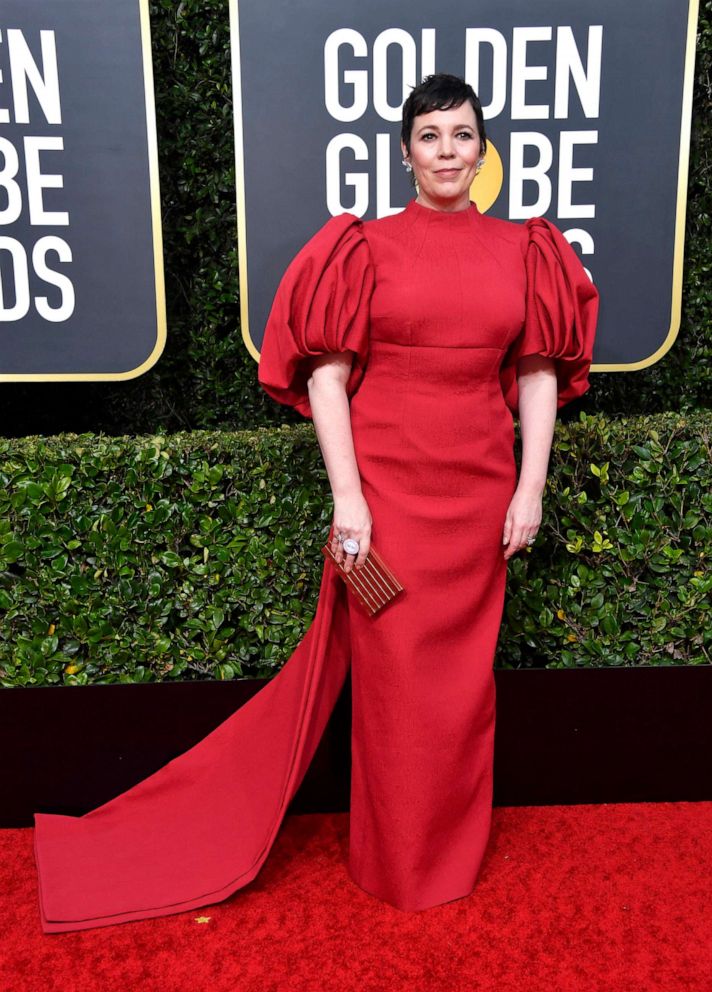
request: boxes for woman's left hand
[502,486,543,560]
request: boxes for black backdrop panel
[232,0,698,374]
[0,0,165,379]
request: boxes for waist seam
[369,338,507,352]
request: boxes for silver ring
[336,532,345,544]
[342,538,360,555]
[526,537,536,546]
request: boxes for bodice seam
[369,339,507,352]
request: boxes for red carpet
[3,803,711,992]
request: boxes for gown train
[34,560,351,933]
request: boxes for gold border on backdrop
[232,0,701,375]
[0,0,167,382]
[229,0,258,362]
[625,0,699,372]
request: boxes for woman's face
[401,102,482,209]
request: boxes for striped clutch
[321,538,405,616]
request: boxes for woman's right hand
[330,490,372,572]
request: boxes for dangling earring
[475,157,485,175]
[402,157,412,173]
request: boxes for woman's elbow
[306,352,353,392]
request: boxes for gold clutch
[321,537,405,616]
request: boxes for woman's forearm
[516,356,558,495]
[306,354,372,571]
[307,366,362,499]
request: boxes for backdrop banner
[0,0,165,380]
[230,0,699,376]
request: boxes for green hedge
[0,411,709,687]
[0,1,709,437]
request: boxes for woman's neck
[414,192,472,213]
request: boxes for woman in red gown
[33,74,599,932]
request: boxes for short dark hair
[401,73,487,158]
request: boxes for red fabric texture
[33,198,599,932]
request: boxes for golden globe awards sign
[230,0,699,377]
[0,0,165,380]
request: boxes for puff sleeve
[499,217,600,417]
[257,213,375,419]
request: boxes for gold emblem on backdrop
[470,142,503,213]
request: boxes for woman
[33,74,599,932]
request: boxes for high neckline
[405,197,479,223]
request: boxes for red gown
[32,198,599,932]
